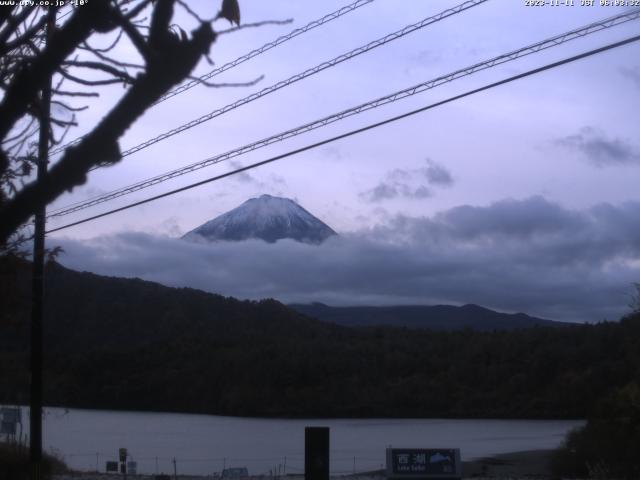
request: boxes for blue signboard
[222,467,249,478]
[386,448,461,479]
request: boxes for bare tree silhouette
[0,0,246,247]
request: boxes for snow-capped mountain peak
[182,194,337,244]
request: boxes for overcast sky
[45,0,640,322]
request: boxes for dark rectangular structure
[386,448,461,480]
[305,427,329,480]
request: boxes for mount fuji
[182,194,337,244]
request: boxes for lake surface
[7,406,583,475]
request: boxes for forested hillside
[1,256,639,419]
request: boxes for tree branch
[58,69,126,87]
[216,18,293,35]
[0,19,217,243]
[80,29,123,54]
[86,46,145,70]
[0,1,112,142]
[190,74,264,88]
[110,8,153,63]
[0,5,37,50]
[0,13,47,57]
[61,59,137,83]
[52,89,99,98]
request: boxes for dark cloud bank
[56,197,640,323]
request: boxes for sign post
[386,448,461,480]
[305,427,329,480]
[119,448,128,480]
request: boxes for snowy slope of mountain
[183,194,337,244]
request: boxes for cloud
[555,127,640,167]
[403,49,444,76]
[363,182,401,202]
[411,49,442,65]
[270,174,287,185]
[155,216,183,237]
[226,161,287,195]
[321,146,346,161]
[54,197,640,323]
[423,159,454,186]
[360,159,453,203]
[228,160,263,185]
[620,66,640,89]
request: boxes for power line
[118,0,488,158]
[47,8,640,218]
[45,33,640,235]
[155,0,376,105]
[49,0,489,165]
[48,0,377,156]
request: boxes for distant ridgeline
[1,256,639,419]
[289,303,569,331]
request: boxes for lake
[7,406,583,476]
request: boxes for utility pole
[30,7,55,480]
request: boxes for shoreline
[2,402,585,421]
[463,449,554,478]
[53,449,556,480]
